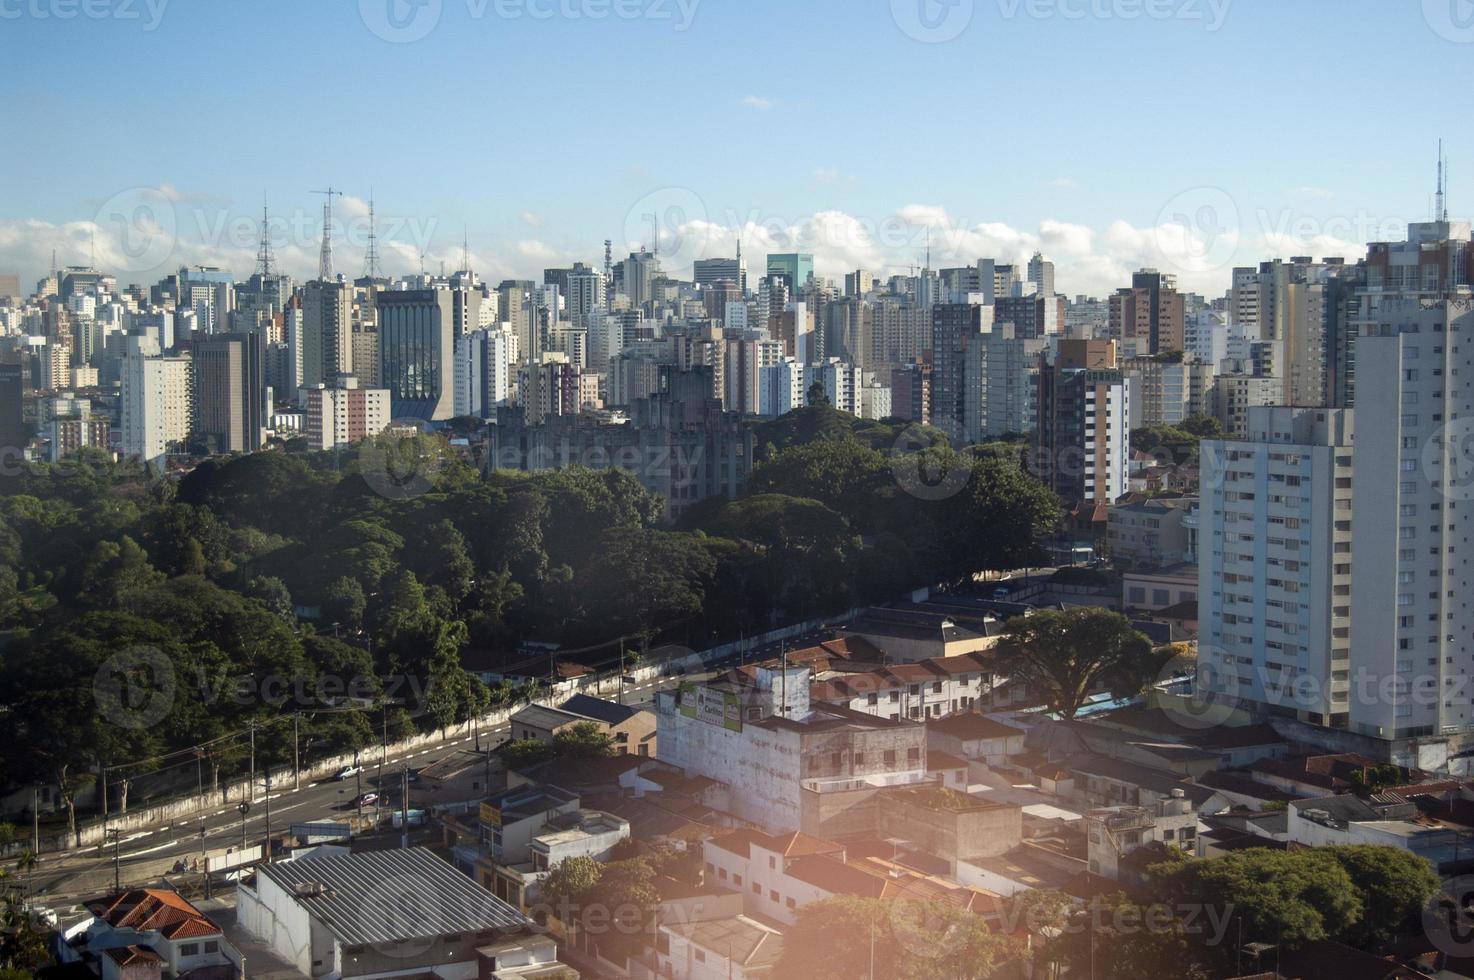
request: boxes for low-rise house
[58,889,240,980]
[926,714,1027,765]
[1121,562,1198,614]
[809,653,997,721]
[1084,796,1198,880]
[1107,497,1196,567]
[657,915,784,980]
[238,847,574,979]
[839,606,1000,663]
[1289,794,1466,871]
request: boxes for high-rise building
[758,358,805,418]
[994,293,1065,340]
[695,257,747,294]
[1035,340,1129,505]
[765,253,814,291]
[844,270,874,298]
[1124,356,1216,428]
[377,288,458,420]
[122,354,193,466]
[566,263,607,318]
[193,333,264,454]
[1110,269,1185,355]
[889,362,931,425]
[930,303,992,441]
[1027,252,1056,297]
[1347,263,1473,745]
[813,358,860,415]
[305,374,390,452]
[966,324,1046,442]
[0,359,27,454]
[1198,406,1356,728]
[300,279,354,389]
[453,327,516,420]
[518,356,583,425]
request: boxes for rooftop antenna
[311,187,344,281]
[1437,139,1449,222]
[256,197,274,279]
[925,227,932,272]
[462,226,471,277]
[363,191,381,281]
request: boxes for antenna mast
[311,187,344,281]
[1437,139,1449,222]
[363,191,381,281]
[256,198,274,278]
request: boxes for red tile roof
[105,945,163,966]
[928,714,1026,741]
[91,889,222,940]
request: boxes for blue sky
[3,0,1472,296]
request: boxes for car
[991,586,1012,599]
[334,766,362,781]
[354,792,379,808]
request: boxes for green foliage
[994,608,1162,719]
[498,722,615,771]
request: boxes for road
[23,672,691,908]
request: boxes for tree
[806,379,831,408]
[247,576,294,620]
[1158,848,1363,965]
[322,576,367,632]
[540,855,602,921]
[1325,845,1439,950]
[993,608,1161,720]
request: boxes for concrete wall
[877,793,1022,871]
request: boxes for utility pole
[263,768,272,864]
[237,802,251,856]
[101,763,108,820]
[32,788,39,857]
[400,765,410,849]
[292,713,301,791]
[248,722,257,805]
[107,829,120,892]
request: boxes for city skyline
[4,0,1473,295]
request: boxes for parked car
[991,586,1012,600]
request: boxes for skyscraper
[0,358,26,454]
[377,288,458,421]
[765,253,815,291]
[1110,269,1185,355]
[193,333,264,454]
[301,279,354,389]
[1027,252,1056,297]
[930,303,992,441]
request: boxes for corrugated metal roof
[257,847,529,946]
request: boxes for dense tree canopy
[993,608,1164,719]
[0,403,1062,830]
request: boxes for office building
[0,359,25,453]
[377,288,458,420]
[193,333,264,454]
[1027,251,1056,298]
[966,324,1045,442]
[765,253,814,291]
[695,256,748,294]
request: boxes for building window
[180,944,199,957]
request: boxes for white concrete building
[1349,289,1474,747]
[453,326,516,418]
[121,353,192,466]
[1199,406,1355,727]
[757,358,805,418]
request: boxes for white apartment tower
[1199,407,1355,727]
[122,354,193,466]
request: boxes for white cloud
[1048,177,1080,191]
[519,210,544,228]
[740,95,774,111]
